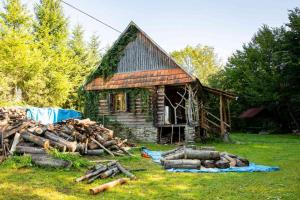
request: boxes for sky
[24,0,299,63]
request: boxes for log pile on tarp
[0,107,133,162]
[76,161,136,184]
[161,146,249,169]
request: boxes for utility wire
[60,0,122,33]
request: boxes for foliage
[49,149,91,169]
[0,155,32,169]
[84,24,138,84]
[171,44,221,85]
[0,134,300,199]
[0,0,102,108]
[0,0,46,106]
[209,8,300,132]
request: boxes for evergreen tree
[87,34,102,71]
[34,0,71,107]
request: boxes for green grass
[0,133,299,200]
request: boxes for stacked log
[0,107,133,162]
[76,161,136,184]
[160,147,249,169]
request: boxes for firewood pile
[160,146,250,169]
[0,107,133,162]
[76,161,136,184]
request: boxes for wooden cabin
[84,22,236,143]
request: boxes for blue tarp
[142,148,280,173]
[26,107,81,125]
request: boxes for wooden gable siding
[117,32,178,73]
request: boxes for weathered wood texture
[117,32,178,73]
[89,178,130,194]
[156,86,165,126]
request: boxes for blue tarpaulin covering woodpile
[26,107,81,125]
[142,148,280,173]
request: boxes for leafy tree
[0,0,45,105]
[279,8,300,130]
[209,8,300,131]
[171,45,220,85]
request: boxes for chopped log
[103,140,117,147]
[115,162,136,180]
[222,154,237,167]
[9,132,21,154]
[16,146,46,154]
[118,146,133,156]
[163,159,201,169]
[215,159,230,169]
[90,137,115,157]
[117,139,127,147]
[85,149,104,156]
[184,149,220,160]
[88,141,99,150]
[75,161,117,182]
[89,178,130,195]
[87,173,101,184]
[164,151,185,160]
[202,160,216,168]
[31,154,72,168]
[22,132,50,149]
[3,122,29,138]
[100,167,119,179]
[108,145,119,151]
[49,140,67,152]
[237,157,249,166]
[57,131,74,141]
[44,131,77,152]
[161,147,183,157]
[236,158,249,167]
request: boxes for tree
[209,8,300,131]
[87,34,102,71]
[279,8,300,130]
[34,0,72,107]
[171,45,220,85]
[0,0,45,105]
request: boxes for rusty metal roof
[85,68,194,90]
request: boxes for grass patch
[49,149,91,169]
[0,133,299,199]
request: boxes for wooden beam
[219,95,225,136]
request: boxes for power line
[60,0,122,33]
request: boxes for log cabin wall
[156,86,165,126]
[96,88,157,142]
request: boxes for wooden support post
[219,95,225,136]
[179,126,181,143]
[171,125,174,144]
[227,100,231,129]
[159,127,162,143]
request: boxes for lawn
[0,133,299,200]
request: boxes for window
[109,92,128,112]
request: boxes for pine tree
[87,34,102,71]
[34,0,71,107]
